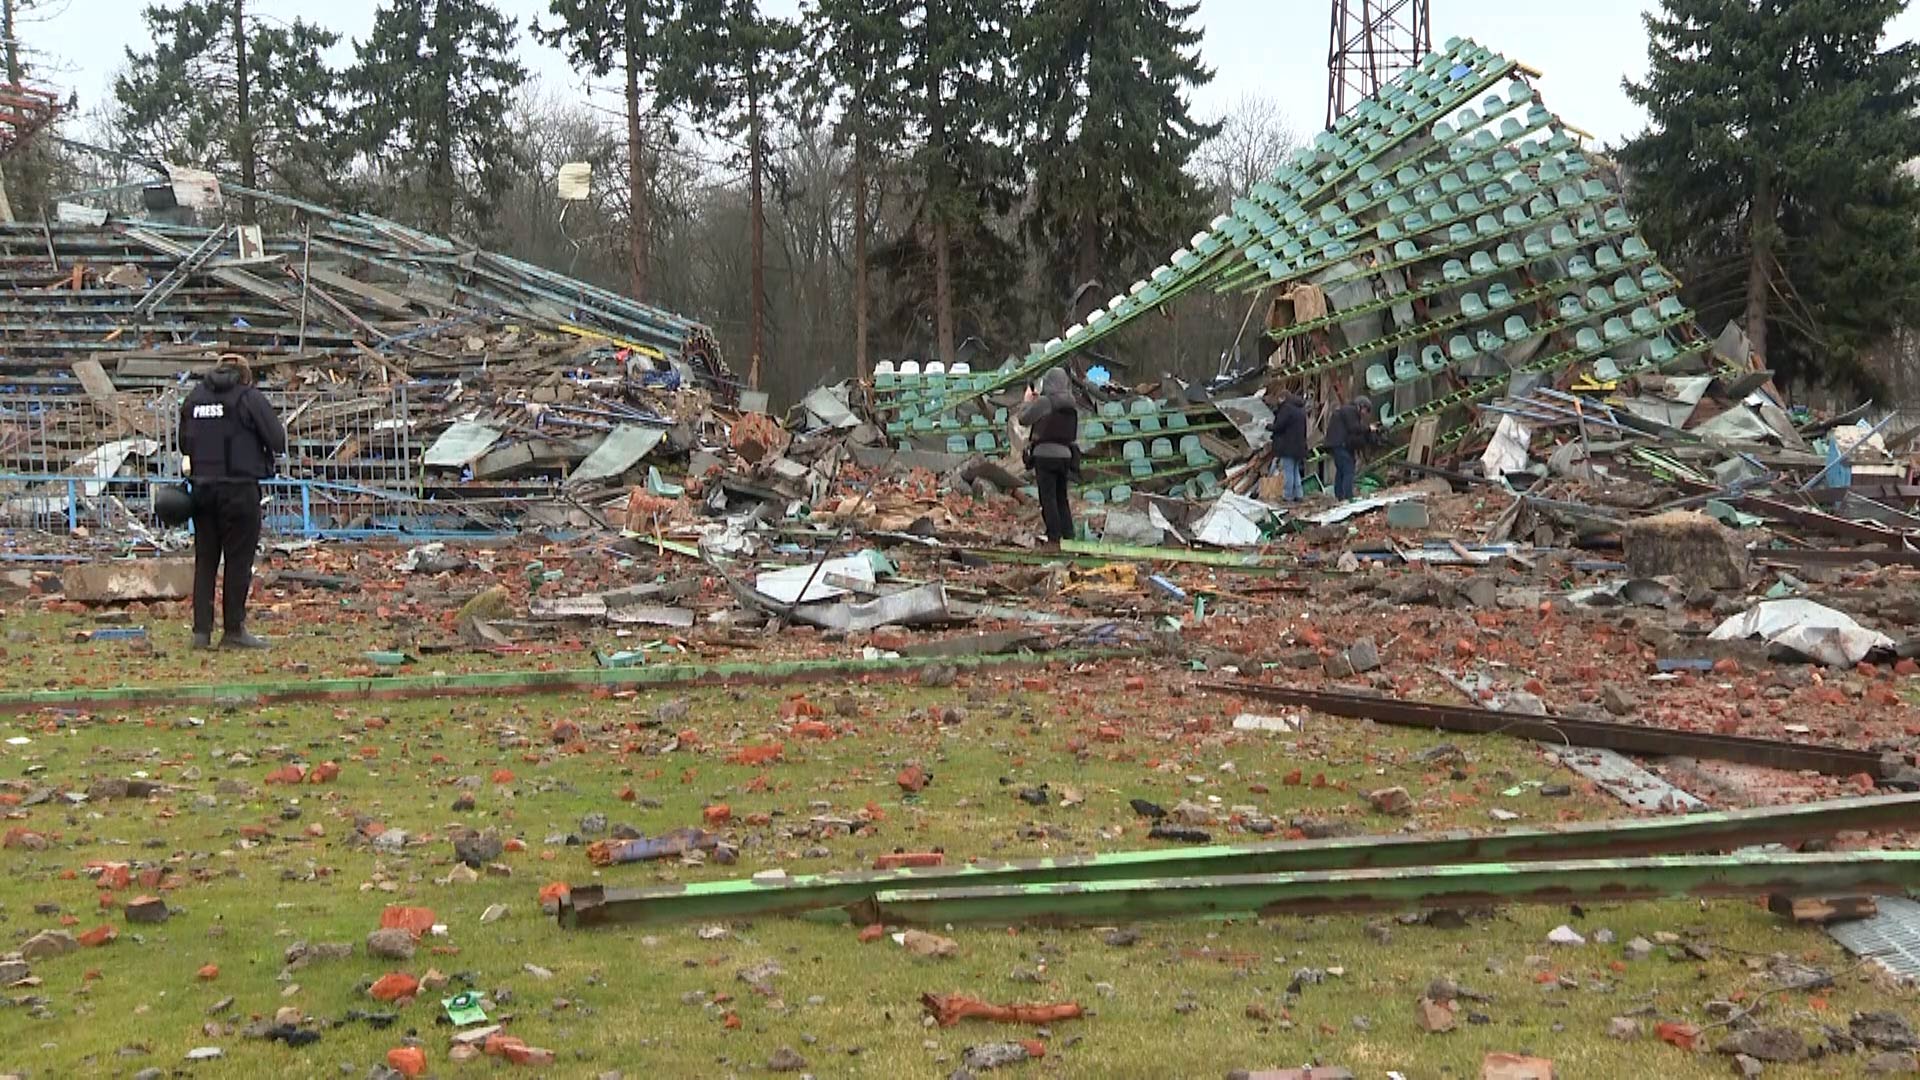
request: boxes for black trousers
[191,480,262,635]
[1035,459,1074,542]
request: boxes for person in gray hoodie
[1019,367,1080,544]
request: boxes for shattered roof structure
[0,184,732,539]
[874,36,1722,492]
[2,187,726,386]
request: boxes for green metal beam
[556,794,1920,928]
[1058,540,1286,568]
[0,648,1120,715]
[871,851,1920,926]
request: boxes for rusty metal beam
[1754,547,1920,569]
[1205,682,1900,779]
[871,851,1920,926]
[1740,495,1919,547]
[556,793,1920,928]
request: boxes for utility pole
[233,0,257,224]
[1326,0,1432,129]
[0,0,22,223]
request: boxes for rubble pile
[0,182,731,536]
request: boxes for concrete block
[62,559,195,603]
[1621,510,1747,590]
[1385,500,1430,529]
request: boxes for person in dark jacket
[1268,392,1309,501]
[1019,367,1080,544]
[178,361,286,649]
[1322,397,1380,501]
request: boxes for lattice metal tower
[1326,0,1433,129]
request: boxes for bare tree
[1194,93,1299,207]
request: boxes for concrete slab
[61,560,195,604]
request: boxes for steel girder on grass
[0,649,1117,715]
[869,851,1920,927]
[1205,682,1904,779]
[556,793,1920,928]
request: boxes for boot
[191,631,213,650]
[220,629,270,650]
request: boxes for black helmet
[154,484,193,527]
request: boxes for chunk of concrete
[1621,511,1747,591]
[1385,500,1430,529]
[61,560,195,604]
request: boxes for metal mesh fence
[0,382,483,539]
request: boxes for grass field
[2,613,1914,1078]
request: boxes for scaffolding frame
[1327,0,1433,128]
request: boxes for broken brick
[386,1047,426,1078]
[369,972,420,1002]
[379,906,436,937]
[123,896,169,924]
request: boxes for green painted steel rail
[557,794,1920,927]
[1059,539,1287,567]
[1207,681,1900,778]
[871,851,1920,926]
[0,648,1123,715]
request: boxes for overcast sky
[19,0,1920,148]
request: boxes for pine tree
[1621,0,1920,392]
[887,0,1022,365]
[1019,0,1217,321]
[674,0,801,390]
[536,0,693,302]
[803,0,912,380]
[346,0,529,237]
[115,0,342,222]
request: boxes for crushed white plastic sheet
[1709,598,1895,667]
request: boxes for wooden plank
[306,265,415,314]
[1405,416,1440,467]
[1767,893,1878,925]
[70,357,155,436]
[70,357,120,401]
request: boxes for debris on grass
[922,992,1085,1028]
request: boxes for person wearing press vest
[178,361,286,649]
